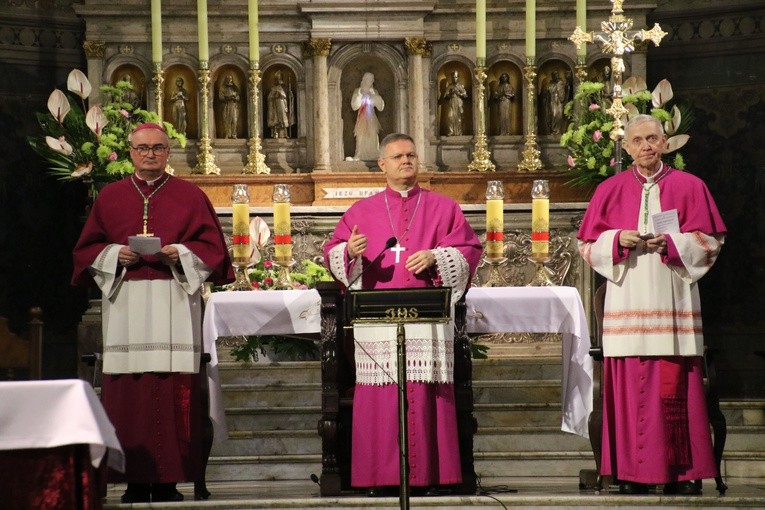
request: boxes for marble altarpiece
[73,1,658,350]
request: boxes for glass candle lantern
[231,184,250,262]
[531,179,550,259]
[485,180,505,259]
[272,184,292,264]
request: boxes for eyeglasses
[382,152,418,162]
[130,144,169,156]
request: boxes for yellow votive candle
[151,0,163,63]
[531,198,549,256]
[232,203,250,259]
[197,0,209,62]
[476,0,486,61]
[273,202,292,262]
[248,0,260,62]
[525,0,536,58]
[486,198,504,258]
[576,0,587,58]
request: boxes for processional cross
[569,0,667,172]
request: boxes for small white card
[128,236,162,255]
[652,209,680,234]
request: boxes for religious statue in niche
[170,77,189,137]
[267,70,295,139]
[492,73,515,136]
[441,70,469,136]
[119,74,142,109]
[218,74,241,139]
[541,70,569,135]
[350,72,384,161]
[599,65,614,107]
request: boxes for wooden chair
[0,307,43,381]
[315,281,476,496]
[587,282,727,494]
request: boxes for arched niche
[262,64,298,140]
[212,65,247,140]
[110,64,147,110]
[328,43,406,165]
[537,59,574,136]
[487,61,523,136]
[436,61,473,138]
[163,65,198,139]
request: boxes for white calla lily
[665,134,690,154]
[66,69,92,100]
[625,103,640,120]
[665,105,682,136]
[249,217,272,262]
[47,89,70,123]
[45,136,73,155]
[71,162,93,178]
[651,78,674,108]
[622,76,647,96]
[85,105,109,137]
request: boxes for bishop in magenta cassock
[324,133,482,494]
[577,115,727,495]
[72,123,233,503]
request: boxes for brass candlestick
[152,62,175,175]
[468,61,496,172]
[527,255,555,287]
[272,184,294,288]
[518,58,542,172]
[244,62,271,174]
[230,184,254,291]
[192,62,221,175]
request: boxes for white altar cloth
[0,379,124,471]
[203,286,592,440]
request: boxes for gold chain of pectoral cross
[130,175,170,236]
[632,163,668,234]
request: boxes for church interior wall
[1,1,763,400]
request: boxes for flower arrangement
[561,77,691,187]
[27,69,186,195]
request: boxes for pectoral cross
[390,243,406,264]
[137,199,153,236]
[569,0,666,172]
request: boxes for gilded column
[405,37,430,169]
[82,41,106,106]
[306,39,332,172]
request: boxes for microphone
[346,236,397,288]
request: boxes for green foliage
[230,334,319,362]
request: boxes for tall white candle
[476,0,486,61]
[197,0,209,62]
[151,0,162,63]
[576,0,587,58]
[248,0,259,62]
[525,0,535,58]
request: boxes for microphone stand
[396,322,410,510]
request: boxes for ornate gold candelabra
[575,54,588,85]
[152,62,175,175]
[192,62,221,175]
[244,62,271,174]
[467,61,495,172]
[518,58,542,172]
[569,0,666,171]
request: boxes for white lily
[66,69,92,100]
[47,89,70,123]
[625,103,640,121]
[665,134,689,154]
[45,136,73,155]
[665,105,682,136]
[622,76,647,96]
[249,216,271,262]
[85,105,108,138]
[71,162,93,178]
[651,78,673,108]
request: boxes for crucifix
[569,0,666,173]
[390,243,406,264]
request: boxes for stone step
[475,426,593,453]
[211,430,321,457]
[472,379,561,404]
[472,356,564,381]
[222,382,321,408]
[217,360,322,385]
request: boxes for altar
[202,285,592,441]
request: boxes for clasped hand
[118,245,179,267]
[618,230,667,255]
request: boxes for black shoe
[664,481,701,495]
[367,486,397,497]
[121,483,150,503]
[151,483,184,502]
[618,481,649,494]
[194,480,211,500]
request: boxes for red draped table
[0,379,124,510]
